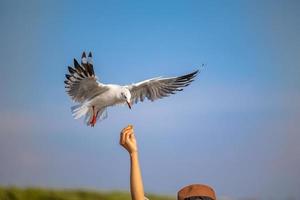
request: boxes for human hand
[120,125,138,155]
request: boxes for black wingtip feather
[85,52,94,76]
[90,66,95,76]
[65,74,71,80]
[68,66,76,74]
[82,52,86,58]
[176,70,199,82]
[74,58,87,76]
[74,59,80,67]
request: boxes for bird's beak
[126,101,132,109]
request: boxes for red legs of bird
[90,106,99,127]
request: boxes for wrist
[130,151,138,158]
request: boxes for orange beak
[126,101,132,109]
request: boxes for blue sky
[0,0,300,199]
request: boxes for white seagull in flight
[65,52,199,127]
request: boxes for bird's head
[120,88,132,109]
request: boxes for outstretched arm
[120,125,145,200]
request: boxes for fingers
[120,125,134,145]
[128,131,135,140]
[119,125,138,154]
[124,128,133,144]
[121,124,133,134]
[121,125,131,132]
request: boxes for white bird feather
[65,52,199,127]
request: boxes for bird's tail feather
[71,104,89,119]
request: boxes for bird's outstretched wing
[64,52,108,103]
[126,70,199,104]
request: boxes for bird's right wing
[64,52,109,103]
[126,70,199,104]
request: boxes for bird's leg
[90,106,101,127]
[95,110,100,119]
[90,106,97,127]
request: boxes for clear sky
[0,0,299,199]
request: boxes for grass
[0,187,175,200]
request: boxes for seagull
[65,52,199,127]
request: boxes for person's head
[177,184,216,200]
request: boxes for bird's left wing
[64,52,109,103]
[126,70,199,104]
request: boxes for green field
[0,187,174,200]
